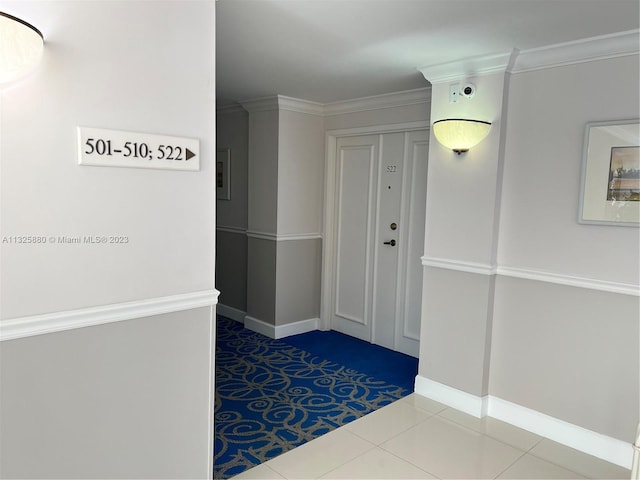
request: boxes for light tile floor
[232,394,631,480]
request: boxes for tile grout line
[492,450,529,479]
[525,449,596,479]
[315,443,380,480]
[376,442,444,480]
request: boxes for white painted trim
[419,30,640,84]
[421,256,497,275]
[216,225,247,235]
[206,307,216,480]
[414,375,488,418]
[513,29,640,74]
[419,50,518,84]
[326,121,430,138]
[216,103,246,115]
[243,315,273,337]
[420,257,639,296]
[276,233,323,241]
[242,90,431,117]
[498,266,640,297]
[414,375,633,469]
[216,304,246,323]
[246,230,277,241]
[240,95,324,115]
[277,95,325,116]
[246,230,322,242]
[0,290,220,342]
[240,96,279,113]
[323,88,431,116]
[275,317,319,338]
[489,396,633,469]
[243,315,318,339]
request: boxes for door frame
[320,121,430,333]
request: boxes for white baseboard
[0,290,220,342]
[244,315,318,339]
[414,374,633,469]
[216,304,246,323]
[414,375,488,418]
[489,396,633,470]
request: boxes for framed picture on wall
[578,120,640,226]
[217,148,231,200]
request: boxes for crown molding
[216,103,246,115]
[513,29,640,74]
[240,89,431,117]
[240,95,324,115]
[277,95,325,116]
[419,49,519,84]
[418,30,639,84]
[240,95,279,113]
[323,87,431,116]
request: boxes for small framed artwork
[216,148,231,200]
[578,120,640,226]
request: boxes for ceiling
[216,0,640,106]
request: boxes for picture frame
[216,148,231,200]
[578,120,640,226]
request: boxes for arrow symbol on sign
[185,148,196,161]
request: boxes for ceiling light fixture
[432,119,492,155]
[0,12,44,84]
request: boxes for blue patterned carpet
[213,316,418,479]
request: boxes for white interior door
[331,130,428,357]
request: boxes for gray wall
[216,107,249,312]
[490,54,640,443]
[216,230,248,310]
[276,238,322,325]
[490,277,638,442]
[0,2,216,477]
[247,236,277,324]
[1,309,214,479]
[421,267,494,397]
[242,99,325,329]
[499,56,639,283]
[217,108,249,231]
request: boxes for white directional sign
[78,127,200,171]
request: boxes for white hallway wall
[418,44,638,468]
[0,1,216,478]
[491,54,639,442]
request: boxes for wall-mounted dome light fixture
[0,12,44,84]
[432,118,492,155]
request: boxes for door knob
[383,239,396,246]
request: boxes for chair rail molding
[420,256,639,296]
[216,225,247,235]
[497,265,639,296]
[246,230,322,241]
[421,256,497,275]
[0,289,220,341]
